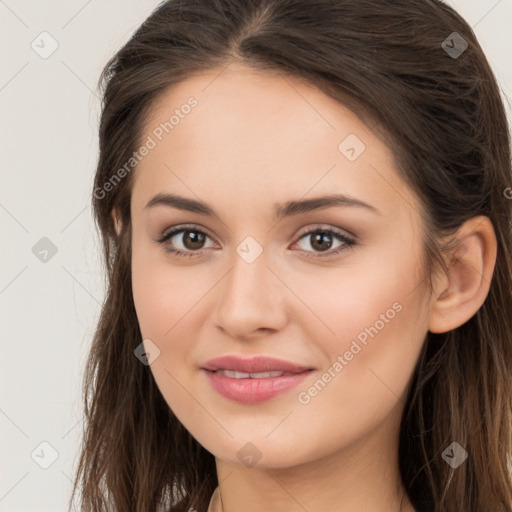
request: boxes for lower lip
[203,369,313,404]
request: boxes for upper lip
[202,355,313,374]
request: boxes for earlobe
[428,216,497,334]
[112,208,123,236]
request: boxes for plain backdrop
[1,1,511,510]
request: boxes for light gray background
[1,1,511,511]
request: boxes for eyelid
[294,223,355,240]
[157,223,354,242]
[157,223,216,243]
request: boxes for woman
[70,1,512,511]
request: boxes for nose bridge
[223,239,271,310]
[214,236,287,337]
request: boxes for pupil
[184,231,205,250]
[312,231,332,251]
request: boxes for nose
[213,244,288,340]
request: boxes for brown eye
[157,225,216,257]
[181,230,206,250]
[309,230,334,252]
[293,227,356,259]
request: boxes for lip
[201,355,314,404]
[202,355,313,374]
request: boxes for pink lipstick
[202,355,314,404]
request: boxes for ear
[428,216,497,333]
[112,208,123,236]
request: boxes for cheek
[289,249,424,351]
[291,253,427,405]
[287,282,427,465]
[131,248,210,426]
[131,241,204,340]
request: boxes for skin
[118,62,496,512]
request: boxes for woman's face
[129,63,433,468]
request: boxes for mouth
[201,355,315,404]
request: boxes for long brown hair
[69,1,512,511]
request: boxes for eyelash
[156,224,357,260]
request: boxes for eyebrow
[145,192,380,219]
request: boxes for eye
[156,225,216,258]
[291,226,356,259]
[155,224,357,260]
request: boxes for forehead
[131,62,418,222]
